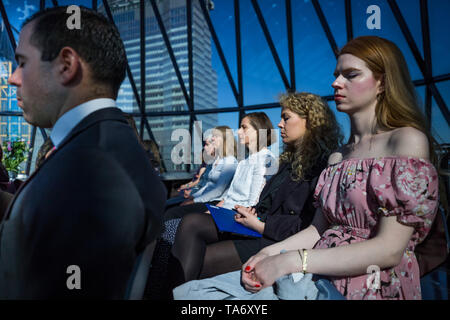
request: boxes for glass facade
[101,0,218,172]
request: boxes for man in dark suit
[0,6,167,298]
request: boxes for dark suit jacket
[0,107,167,299]
[257,162,322,242]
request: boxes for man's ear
[56,46,81,85]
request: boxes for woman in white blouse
[164,126,238,221]
[217,112,278,210]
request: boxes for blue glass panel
[429,0,450,75]
[292,0,337,96]
[240,0,287,105]
[415,85,426,115]
[432,81,450,144]
[4,0,40,36]
[258,0,289,78]
[320,0,348,49]
[208,0,237,86]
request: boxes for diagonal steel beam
[234,0,244,123]
[414,73,450,86]
[345,0,353,41]
[149,0,192,113]
[311,0,339,58]
[420,0,432,127]
[250,0,291,90]
[101,0,156,142]
[0,0,16,51]
[140,0,146,140]
[286,0,295,92]
[187,0,194,172]
[199,0,240,106]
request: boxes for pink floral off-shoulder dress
[313,157,439,300]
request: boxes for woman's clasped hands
[241,249,301,293]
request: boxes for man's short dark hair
[23,6,127,98]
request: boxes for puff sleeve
[368,157,439,243]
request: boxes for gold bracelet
[302,249,308,274]
[297,249,303,273]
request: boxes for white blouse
[222,148,278,210]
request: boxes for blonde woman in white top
[164,112,277,293]
[164,126,237,221]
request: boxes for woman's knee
[177,213,217,240]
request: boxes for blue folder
[206,204,262,238]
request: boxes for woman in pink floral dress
[241,36,440,300]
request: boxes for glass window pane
[429,0,450,75]
[211,42,238,108]
[292,0,337,96]
[196,113,218,133]
[56,0,93,7]
[432,81,450,145]
[208,0,237,86]
[414,85,426,115]
[116,75,137,113]
[396,0,424,57]
[320,0,349,50]
[4,0,39,36]
[217,111,239,130]
[258,0,289,76]
[241,0,287,105]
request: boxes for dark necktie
[35,138,55,170]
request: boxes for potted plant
[2,139,29,180]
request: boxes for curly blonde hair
[279,92,343,181]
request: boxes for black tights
[166,213,243,295]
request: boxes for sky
[2,0,449,145]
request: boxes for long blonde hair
[339,36,438,165]
[213,126,237,158]
[279,92,343,181]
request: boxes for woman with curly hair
[165,92,342,296]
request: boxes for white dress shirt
[50,98,116,148]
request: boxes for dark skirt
[232,237,276,263]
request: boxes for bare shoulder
[388,127,430,159]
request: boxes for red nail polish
[255,284,261,288]
[245,266,251,271]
